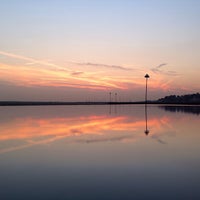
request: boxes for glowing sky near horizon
[0,0,199,101]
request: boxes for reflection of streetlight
[144,104,149,135]
[144,74,150,103]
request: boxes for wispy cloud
[157,63,168,69]
[0,50,71,73]
[0,50,180,92]
[0,51,134,89]
[151,63,179,76]
[74,62,134,71]
[0,62,129,90]
[71,71,84,76]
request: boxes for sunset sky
[0,0,199,101]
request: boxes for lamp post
[144,74,150,103]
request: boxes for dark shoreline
[0,101,199,106]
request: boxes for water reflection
[159,105,200,115]
[0,105,200,200]
[0,105,199,154]
[0,105,173,154]
[144,104,150,135]
[0,115,144,154]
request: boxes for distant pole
[144,74,150,103]
[109,92,112,103]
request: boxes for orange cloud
[0,50,179,92]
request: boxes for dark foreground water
[0,105,199,200]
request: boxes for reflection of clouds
[0,114,172,154]
[76,134,134,144]
[159,106,200,115]
[0,135,67,154]
[151,135,167,145]
[0,116,142,141]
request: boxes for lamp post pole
[144,74,150,103]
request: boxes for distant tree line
[157,93,200,104]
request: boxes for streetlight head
[145,74,150,78]
[144,130,149,135]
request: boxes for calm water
[0,105,199,200]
